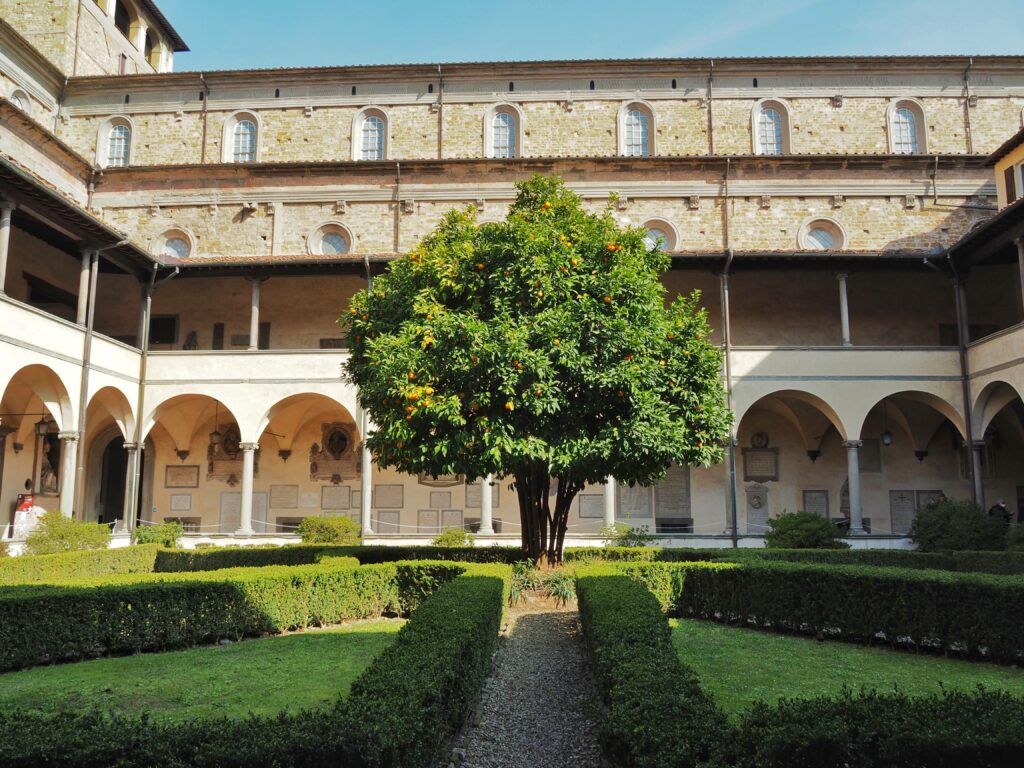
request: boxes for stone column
[360,411,373,536]
[248,277,264,351]
[603,475,616,529]
[121,442,139,532]
[0,201,15,296]
[837,272,852,347]
[58,431,80,517]
[76,250,92,326]
[478,474,494,535]
[236,442,258,536]
[1016,238,1024,320]
[843,440,864,534]
[971,441,986,510]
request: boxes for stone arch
[86,386,135,441]
[142,393,243,449]
[973,380,1024,439]
[852,390,966,443]
[254,392,359,450]
[734,389,848,442]
[0,364,75,433]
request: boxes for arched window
[144,30,160,68]
[233,120,257,163]
[888,100,926,154]
[222,112,260,163]
[9,89,29,114]
[799,218,846,251]
[492,112,516,158]
[641,219,677,252]
[618,102,656,158]
[157,228,194,259]
[753,100,791,155]
[352,108,389,161]
[98,117,134,168]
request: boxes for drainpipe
[436,65,444,160]
[359,253,374,536]
[393,161,402,253]
[719,156,738,546]
[946,250,983,505]
[200,73,210,163]
[128,265,178,531]
[706,59,715,155]
[963,57,975,155]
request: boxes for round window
[801,219,844,251]
[321,232,349,255]
[162,236,191,258]
[644,227,667,251]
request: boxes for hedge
[731,688,1024,767]
[725,547,958,570]
[575,570,730,768]
[952,550,1024,575]
[0,563,510,768]
[0,558,467,671]
[0,545,162,584]
[678,560,1024,663]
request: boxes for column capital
[835,271,849,280]
[57,430,80,442]
[122,442,140,452]
[247,275,268,285]
[842,439,863,450]
[970,440,988,450]
[239,441,260,451]
[0,199,16,214]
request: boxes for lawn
[0,620,403,722]
[671,618,1024,716]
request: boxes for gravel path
[448,600,603,768]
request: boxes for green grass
[671,618,1024,716]
[0,621,403,723]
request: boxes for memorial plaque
[655,465,691,519]
[916,490,944,511]
[169,493,192,512]
[429,491,452,509]
[299,491,320,509]
[253,492,268,532]
[321,485,352,510]
[802,490,829,518]
[270,484,299,509]
[860,439,882,473]
[745,484,770,533]
[165,465,199,488]
[617,481,652,519]
[742,448,779,482]
[219,492,241,531]
[375,510,400,532]
[417,472,463,487]
[890,490,916,534]
[417,508,440,533]
[373,484,404,509]
[578,493,604,519]
[441,509,463,529]
[466,480,499,509]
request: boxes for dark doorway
[99,437,127,525]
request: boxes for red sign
[15,494,34,512]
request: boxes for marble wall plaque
[742,448,779,482]
[802,490,829,518]
[617,481,652,519]
[417,508,440,533]
[578,493,604,519]
[165,465,199,488]
[429,491,452,509]
[441,509,463,529]
[169,493,192,512]
[465,480,500,509]
[860,439,882,473]
[300,491,320,509]
[219,492,241,531]
[373,484,404,509]
[270,484,299,509]
[890,490,916,534]
[321,485,352,510]
[746,483,770,533]
[655,465,691,519]
[375,510,400,532]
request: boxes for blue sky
[158,0,1024,71]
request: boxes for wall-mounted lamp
[209,401,222,446]
[881,399,894,447]
[34,417,50,437]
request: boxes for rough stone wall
[0,0,76,74]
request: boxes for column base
[234,527,254,537]
[848,526,867,536]
[477,526,495,536]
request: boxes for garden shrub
[678,560,1024,663]
[951,550,1024,575]
[134,521,183,548]
[730,688,1024,768]
[0,541,7,557]
[0,544,161,584]
[297,515,361,544]
[23,511,111,555]
[563,546,724,564]
[575,571,731,768]
[764,510,849,549]
[431,527,474,547]
[727,547,957,570]
[910,498,1007,552]
[1008,525,1024,551]
[0,558,466,671]
[599,522,655,548]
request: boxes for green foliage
[952,550,1024,575]
[726,547,956,570]
[600,522,655,548]
[24,511,111,555]
[910,498,1007,552]
[430,527,475,547]
[764,510,849,549]
[344,174,730,561]
[543,569,576,606]
[575,573,731,767]
[134,521,183,548]
[0,545,161,585]
[0,541,7,557]
[509,560,543,605]
[1009,525,1024,551]
[731,688,1024,767]
[679,560,1024,663]
[297,515,362,544]
[0,565,510,768]
[0,559,468,672]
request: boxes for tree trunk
[514,464,582,566]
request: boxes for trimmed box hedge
[677,560,1024,663]
[0,563,509,768]
[0,558,467,671]
[575,570,729,768]
[0,544,162,584]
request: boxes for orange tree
[344,175,730,564]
